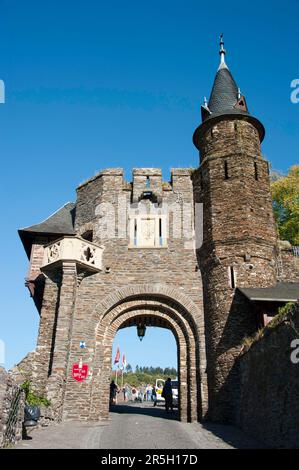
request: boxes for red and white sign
[72,363,89,382]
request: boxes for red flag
[114,347,120,365]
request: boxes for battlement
[77,168,124,190]
[76,167,193,194]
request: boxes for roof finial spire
[218,33,227,70]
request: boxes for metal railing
[3,386,24,447]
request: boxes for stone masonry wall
[237,303,299,448]
[197,119,262,163]
[278,241,299,283]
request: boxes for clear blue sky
[0,0,298,370]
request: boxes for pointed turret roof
[201,34,250,121]
[208,67,240,115]
[194,35,265,149]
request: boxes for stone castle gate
[19,168,208,423]
[17,39,298,425]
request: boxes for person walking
[162,378,173,413]
[152,385,157,407]
[138,387,145,402]
[146,385,152,402]
[110,380,118,405]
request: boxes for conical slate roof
[201,35,250,122]
[194,36,265,149]
[208,66,241,115]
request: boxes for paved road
[15,402,262,449]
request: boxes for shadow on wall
[205,290,257,423]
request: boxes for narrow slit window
[159,217,162,246]
[145,176,150,188]
[134,219,137,246]
[224,161,229,180]
[254,162,259,181]
[229,266,236,289]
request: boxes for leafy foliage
[112,365,177,387]
[271,165,299,245]
[21,380,51,407]
[117,372,177,388]
[277,302,296,317]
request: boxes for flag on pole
[122,354,126,370]
[114,347,120,365]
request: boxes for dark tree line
[126,364,177,376]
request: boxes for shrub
[21,380,51,407]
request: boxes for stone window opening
[134,219,138,247]
[159,217,162,245]
[224,160,229,180]
[229,266,236,289]
[145,176,150,188]
[139,191,158,204]
[81,230,93,242]
[200,171,203,188]
[254,162,259,181]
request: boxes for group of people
[109,378,174,413]
[131,384,155,402]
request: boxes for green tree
[125,363,132,373]
[271,165,299,245]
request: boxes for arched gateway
[45,284,208,423]
[86,285,207,423]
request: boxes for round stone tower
[193,36,278,422]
